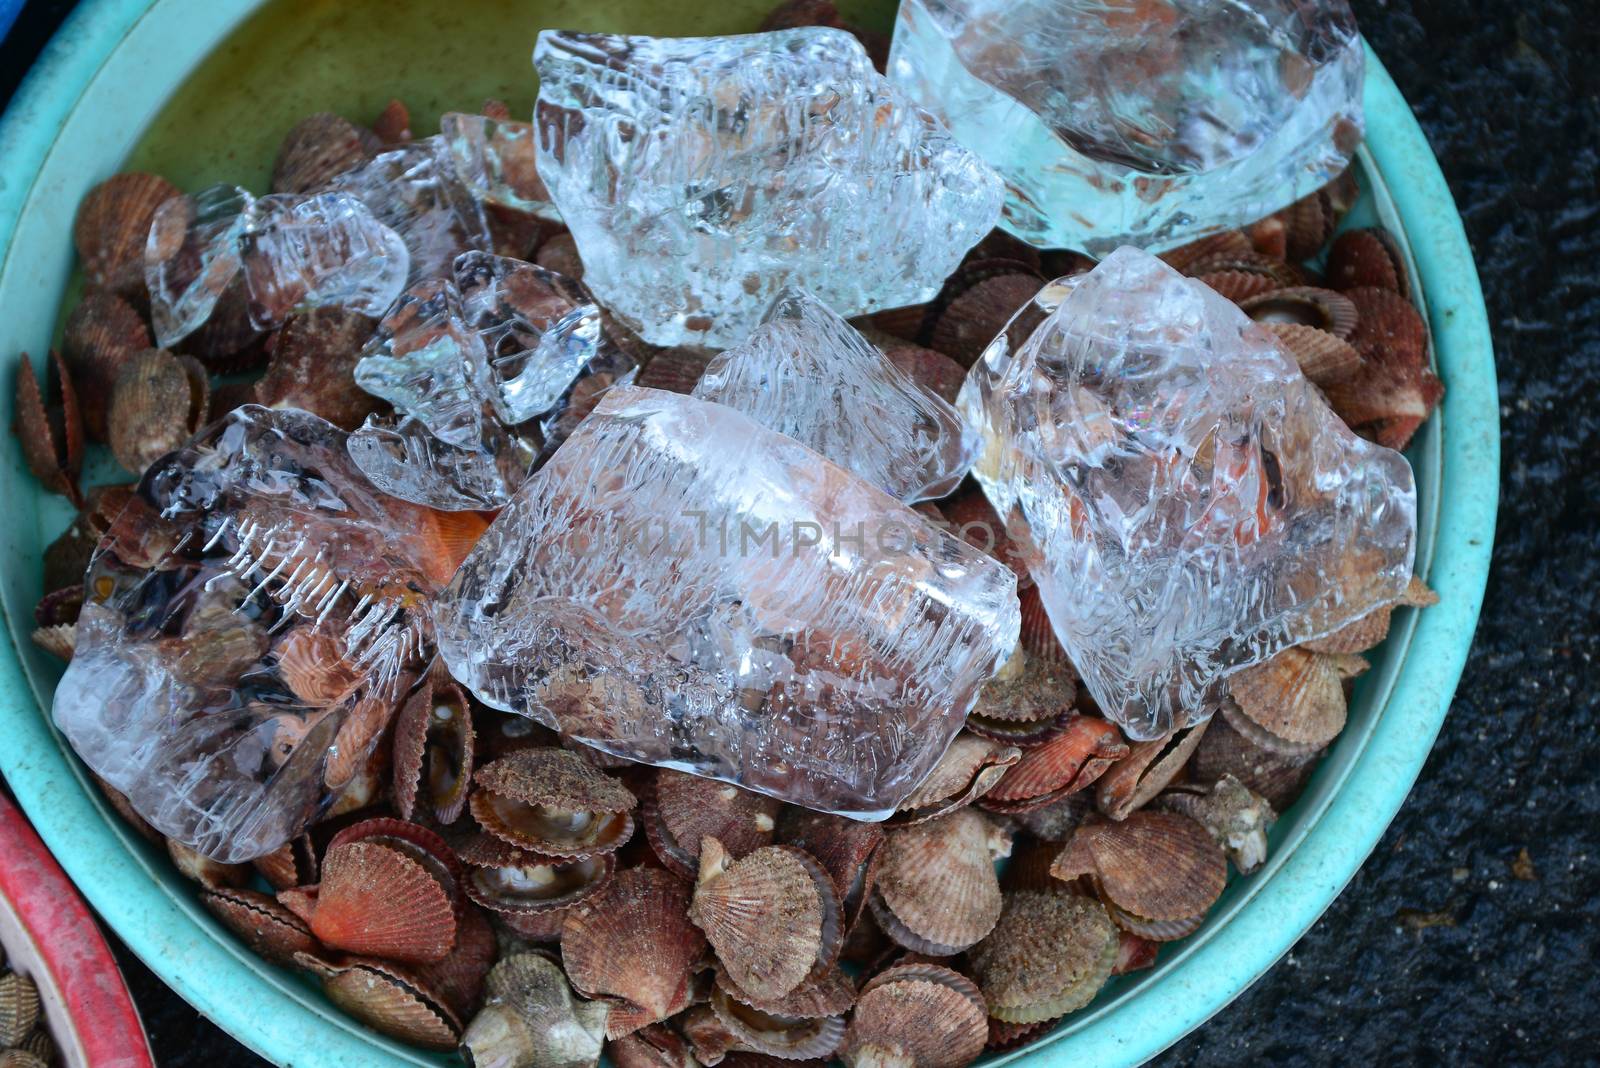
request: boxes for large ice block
[959,248,1414,740]
[435,386,1020,818]
[692,287,977,503]
[52,407,459,861]
[533,27,1004,347]
[888,0,1364,253]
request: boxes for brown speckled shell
[967,890,1119,1025]
[272,113,370,195]
[472,748,635,857]
[74,172,181,300]
[893,734,1020,824]
[842,963,987,1068]
[1227,647,1349,748]
[643,770,779,876]
[776,808,883,934]
[200,886,319,966]
[107,348,208,476]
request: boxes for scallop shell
[893,734,1020,825]
[610,1024,698,1068]
[643,770,780,876]
[561,867,706,1036]
[971,646,1076,726]
[176,274,269,372]
[13,350,82,502]
[1051,811,1226,924]
[980,716,1128,811]
[272,113,371,195]
[1325,227,1407,297]
[462,834,615,916]
[372,99,413,144]
[679,1003,745,1066]
[1099,899,1206,942]
[842,963,987,1068]
[62,291,149,441]
[460,952,608,1068]
[985,1018,1057,1053]
[938,486,1027,582]
[1181,248,1312,288]
[1159,230,1254,274]
[253,834,318,892]
[709,979,848,1060]
[199,886,319,966]
[31,623,76,661]
[254,307,381,429]
[1260,323,1362,386]
[393,669,477,825]
[1094,718,1211,821]
[965,705,1078,750]
[74,171,181,299]
[472,748,635,858]
[1156,775,1278,876]
[1196,269,1279,303]
[1321,286,1441,450]
[536,232,586,284]
[107,348,209,476]
[1301,575,1437,655]
[1240,286,1358,339]
[1112,931,1160,975]
[715,962,856,1021]
[928,273,1044,368]
[871,809,1006,955]
[310,838,459,963]
[0,973,40,1046]
[967,890,1119,1025]
[691,840,841,1003]
[1012,791,1092,844]
[303,953,462,1051]
[1189,714,1321,812]
[1227,647,1349,748]
[879,337,967,404]
[775,809,883,933]
[412,904,498,1021]
[166,837,250,890]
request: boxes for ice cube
[888,0,1364,253]
[145,184,255,348]
[352,277,488,449]
[435,385,1020,818]
[240,192,410,329]
[441,111,561,222]
[692,287,977,503]
[959,247,1415,740]
[533,27,1004,347]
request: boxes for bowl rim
[0,3,1498,1066]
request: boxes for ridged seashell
[1000,837,1072,895]
[1227,647,1351,749]
[971,645,1077,728]
[968,890,1119,1025]
[1051,812,1226,927]
[0,972,40,1046]
[965,705,1077,750]
[1301,575,1438,655]
[979,717,1128,812]
[871,809,1007,956]
[107,347,209,476]
[176,274,269,372]
[471,748,636,858]
[1157,775,1278,876]
[937,485,1026,580]
[634,345,714,394]
[310,820,463,963]
[412,904,498,1022]
[498,902,574,943]
[1260,322,1362,386]
[1158,230,1254,274]
[1189,714,1321,812]
[393,668,477,825]
[691,840,842,1002]
[1240,286,1358,339]
[253,834,318,891]
[892,733,1020,825]
[1099,899,1205,942]
[1181,248,1313,289]
[561,867,706,1036]
[254,307,381,429]
[1196,268,1280,303]
[1321,286,1442,451]
[985,1017,1057,1053]
[62,291,150,441]
[460,833,615,916]
[841,963,987,1068]
[1094,718,1211,822]
[1111,931,1160,975]
[13,349,83,503]
[775,809,883,933]
[199,886,319,966]
[536,232,585,283]
[1013,791,1092,843]
[709,967,852,1060]
[300,953,462,1051]
[270,626,360,708]
[1325,227,1407,297]
[679,1003,745,1066]
[852,302,931,345]
[876,335,967,404]
[74,172,181,300]
[1016,586,1073,669]
[610,1023,699,1068]
[928,273,1044,369]
[272,113,370,195]
[373,99,413,144]
[166,837,250,889]
[30,622,76,661]
[643,770,780,877]
[15,1028,55,1064]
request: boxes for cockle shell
[871,808,1007,956]
[1051,812,1226,929]
[471,748,635,858]
[107,347,209,476]
[459,832,615,916]
[709,967,853,1060]
[691,840,842,1003]
[309,819,463,963]
[0,973,40,1047]
[62,291,149,441]
[776,809,884,934]
[74,172,181,300]
[393,666,477,825]
[967,891,1118,1025]
[272,113,371,195]
[1094,718,1211,821]
[842,963,987,1068]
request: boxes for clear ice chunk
[327,137,493,283]
[441,112,562,222]
[145,184,255,348]
[352,278,488,449]
[347,415,538,512]
[52,406,460,861]
[240,192,411,329]
[455,251,603,425]
[959,248,1415,741]
[533,27,1005,348]
[692,287,978,503]
[887,0,1365,253]
[435,385,1021,818]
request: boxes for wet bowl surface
[0,1,1497,1065]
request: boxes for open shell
[643,770,780,877]
[200,886,319,966]
[301,953,462,1051]
[709,970,851,1061]
[776,809,884,935]
[459,952,608,1068]
[892,734,1020,825]
[472,748,635,858]
[980,717,1128,812]
[392,668,477,825]
[1093,718,1211,821]
[461,833,616,916]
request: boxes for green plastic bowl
[0,2,1497,1065]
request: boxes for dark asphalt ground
[3,0,1597,1065]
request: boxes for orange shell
[1093,717,1211,821]
[310,839,459,963]
[842,963,988,1068]
[1051,811,1226,923]
[893,734,1020,824]
[872,809,1005,955]
[1325,227,1406,296]
[272,627,360,706]
[561,867,706,1036]
[1111,931,1160,975]
[981,717,1128,809]
[252,835,318,892]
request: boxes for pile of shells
[0,962,55,1067]
[10,3,1444,1063]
